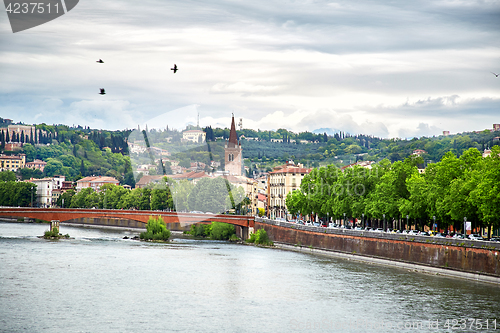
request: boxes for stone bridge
[0,207,255,239]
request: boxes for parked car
[468,234,483,241]
[419,231,430,236]
[489,237,500,242]
[313,222,321,227]
[354,226,363,231]
[434,233,446,238]
[452,234,465,239]
[408,230,420,235]
[373,228,384,232]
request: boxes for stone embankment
[255,218,500,284]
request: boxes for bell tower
[224,115,242,176]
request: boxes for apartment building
[76,176,119,192]
[0,154,26,171]
[267,161,311,219]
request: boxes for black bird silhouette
[99,88,106,95]
[96,59,104,63]
[171,64,178,73]
[492,72,499,77]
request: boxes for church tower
[225,115,242,176]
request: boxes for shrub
[140,216,171,241]
[246,229,272,245]
[229,234,240,242]
[187,223,212,237]
[186,222,235,240]
[43,227,65,238]
[209,222,235,240]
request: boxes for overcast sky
[0,0,499,138]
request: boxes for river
[0,222,499,332]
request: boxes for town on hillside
[0,116,499,239]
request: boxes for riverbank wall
[254,218,500,282]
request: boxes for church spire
[228,114,238,148]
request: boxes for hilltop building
[0,154,26,171]
[224,115,242,176]
[76,176,119,192]
[182,130,206,143]
[26,159,47,172]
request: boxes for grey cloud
[397,123,443,139]
[300,109,389,137]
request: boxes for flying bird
[96,59,104,63]
[492,72,499,77]
[171,64,178,73]
[99,88,106,95]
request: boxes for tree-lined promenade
[286,146,500,238]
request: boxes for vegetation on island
[185,222,239,241]
[246,229,272,246]
[140,216,171,241]
[43,227,70,239]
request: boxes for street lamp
[406,215,409,231]
[433,216,436,232]
[343,213,346,228]
[362,213,364,228]
[383,214,386,231]
[464,216,467,238]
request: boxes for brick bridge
[0,208,255,239]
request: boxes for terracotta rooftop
[269,167,312,175]
[169,171,210,180]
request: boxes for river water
[0,222,499,333]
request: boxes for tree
[151,188,172,210]
[56,189,75,208]
[469,146,500,238]
[70,187,94,208]
[169,180,193,212]
[140,216,171,241]
[0,170,17,182]
[188,177,233,213]
[22,143,36,161]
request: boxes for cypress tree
[80,160,85,176]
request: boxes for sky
[0,0,499,138]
